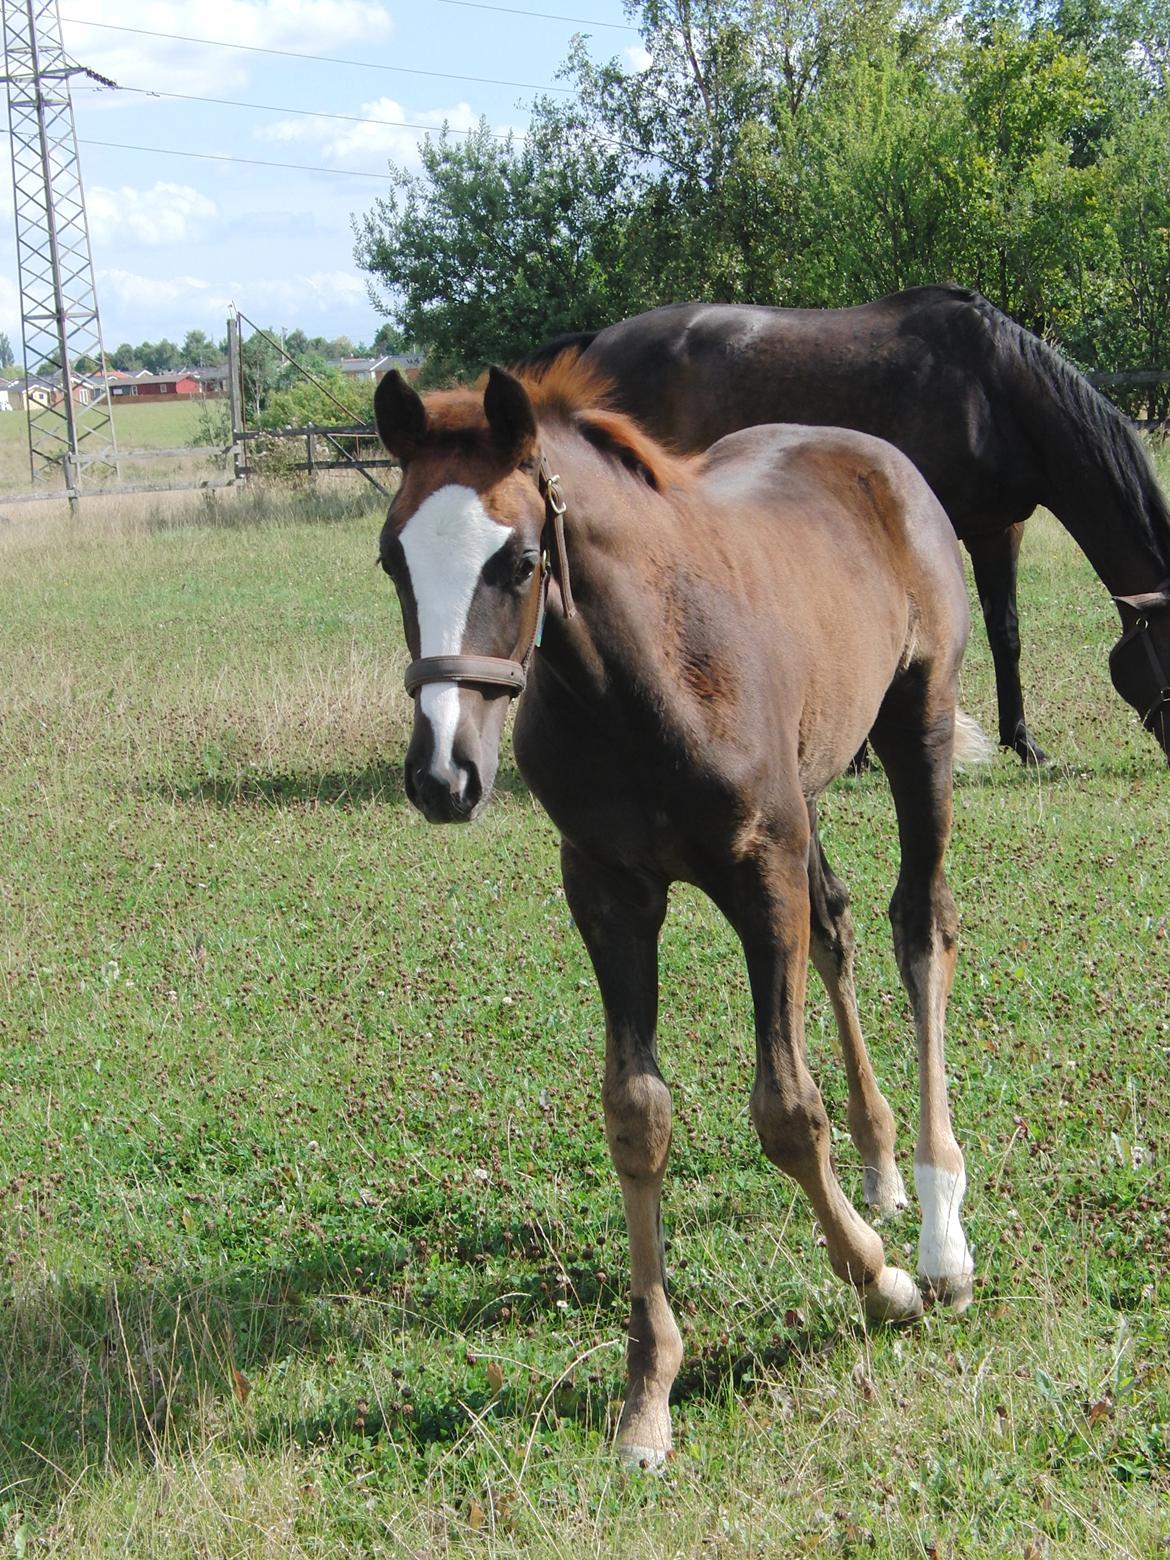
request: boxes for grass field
[0,401,219,495]
[0,478,1168,1557]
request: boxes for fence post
[306,423,315,479]
[227,316,245,485]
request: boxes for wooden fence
[0,333,1164,513]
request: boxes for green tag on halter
[534,555,550,648]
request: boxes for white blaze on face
[399,483,513,783]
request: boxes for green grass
[0,400,216,493]
[0,489,1167,1557]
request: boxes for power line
[437,0,637,27]
[58,15,573,94]
[77,137,396,180]
[107,83,525,144]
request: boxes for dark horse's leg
[870,670,975,1309]
[560,842,682,1469]
[807,804,906,1215]
[966,524,1050,765]
[714,810,923,1327]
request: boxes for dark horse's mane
[975,295,1170,573]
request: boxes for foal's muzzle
[406,757,483,822]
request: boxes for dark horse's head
[374,367,549,822]
[1110,583,1170,763]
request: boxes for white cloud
[206,269,367,317]
[98,268,213,316]
[89,182,219,245]
[623,44,652,72]
[256,96,516,172]
[62,0,396,97]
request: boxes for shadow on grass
[152,757,534,810]
[0,1226,843,1505]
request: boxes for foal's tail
[953,708,994,770]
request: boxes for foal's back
[681,421,968,786]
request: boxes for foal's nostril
[456,761,482,816]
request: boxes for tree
[354,113,634,376]
[182,329,218,366]
[0,331,14,370]
[788,49,976,306]
[240,331,282,418]
[370,320,407,356]
[110,342,143,371]
[141,338,180,372]
[1096,94,1170,413]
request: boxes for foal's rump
[687,420,971,791]
[698,419,969,656]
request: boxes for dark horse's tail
[510,329,600,373]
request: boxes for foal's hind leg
[807,805,907,1216]
[719,827,922,1326]
[871,674,975,1309]
[560,842,682,1469]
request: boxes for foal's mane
[418,352,694,493]
[518,350,697,494]
[977,297,1170,571]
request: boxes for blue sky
[0,0,642,358]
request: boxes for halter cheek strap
[402,451,576,701]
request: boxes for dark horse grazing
[375,356,984,1467]
[519,285,1170,766]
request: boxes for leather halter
[402,453,576,701]
[1112,579,1170,733]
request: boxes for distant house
[327,353,423,384]
[107,371,219,401]
[328,357,381,381]
[0,382,12,412]
[7,377,58,410]
[191,366,229,396]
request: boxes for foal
[376,359,977,1467]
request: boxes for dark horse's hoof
[1004,724,1051,767]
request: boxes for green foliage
[181,328,218,367]
[354,0,1170,385]
[1096,94,1170,414]
[259,370,373,431]
[354,115,637,378]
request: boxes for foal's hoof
[863,1164,909,1217]
[919,1272,975,1313]
[863,1266,924,1325]
[617,1442,670,1473]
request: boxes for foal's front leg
[561,842,682,1469]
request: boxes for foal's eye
[513,553,538,587]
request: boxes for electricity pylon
[2,0,118,508]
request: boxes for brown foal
[375,358,978,1468]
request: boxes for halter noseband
[1112,580,1170,734]
[402,452,577,701]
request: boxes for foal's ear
[484,366,536,465]
[374,370,428,462]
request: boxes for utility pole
[2,0,118,513]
